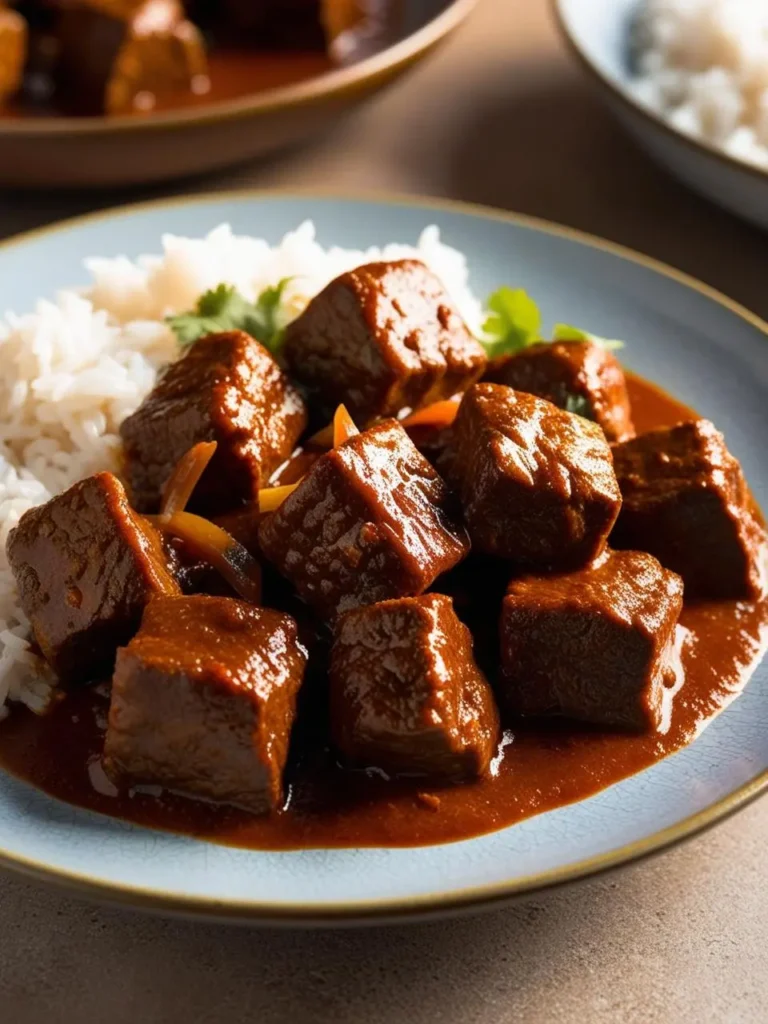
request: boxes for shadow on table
[0,867,629,1024]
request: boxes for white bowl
[553,0,768,231]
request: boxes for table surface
[1,2,766,1022]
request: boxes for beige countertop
[1,1,766,1021]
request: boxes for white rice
[0,221,483,718]
[631,0,768,170]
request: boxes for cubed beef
[104,596,307,813]
[0,7,27,102]
[6,472,180,684]
[54,1,208,116]
[499,549,684,732]
[447,383,621,570]
[612,419,767,600]
[330,594,500,780]
[283,259,487,424]
[259,419,470,620]
[485,340,634,442]
[120,330,307,514]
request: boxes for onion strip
[258,483,300,513]
[160,441,217,517]
[307,423,334,448]
[149,510,261,604]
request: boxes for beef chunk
[259,419,469,620]
[612,419,767,600]
[0,7,26,101]
[330,594,500,781]
[499,550,684,732]
[485,340,634,443]
[51,0,208,116]
[104,596,306,813]
[447,383,621,570]
[283,259,487,424]
[6,472,180,684]
[120,330,307,514]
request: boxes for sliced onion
[333,403,359,446]
[307,422,334,448]
[148,510,261,604]
[401,399,460,430]
[258,483,300,513]
[161,441,217,517]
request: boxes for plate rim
[0,0,478,138]
[551,0,768,188]
[0,186,766,925]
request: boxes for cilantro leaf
[553,323,625,351]
[167,279,292,353]
[482,287,542,357]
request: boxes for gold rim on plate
[0,188,766,925]
[550,0,768,187]
[0,0,479,137]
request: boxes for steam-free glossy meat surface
[121,330,307,514]
[259,418,469,620]
[331,594,499,781]
[283,259,487,424]
[104,596,307,813]
[612,419,768,600]
[0,374,766,851]
[6,472,179,684]
[500,550,684,731]
[53,1,208,116]
[485,339,635,442]
[446,383,621,569]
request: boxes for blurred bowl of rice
[553,0,768,231]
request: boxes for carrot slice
[149,510,261,604]
[160,441,217,517]
[258,483,300,513]
[333,404,359,446]
[308,405,361,449]
[401,399,460,430]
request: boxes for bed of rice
[0,221,483,718]
[631,0,768,170]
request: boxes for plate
[0,0,476,189]
[0,190,767,925]
[553,0,768,232]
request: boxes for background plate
[0,0,477,189]
[553,0,768,232]
[0,191,766,924]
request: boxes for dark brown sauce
[0,373,766,849]
[152,50,335,114]
[0,50,334,120]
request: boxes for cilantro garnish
[552,323,625,351]
[167,279,292,353]
[481,287,542,357]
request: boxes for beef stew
[2,256,767,850]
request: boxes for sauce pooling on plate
[0,372,765,851]
[0,2,395,120]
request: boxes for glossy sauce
[0,50,334,120]
[0,374,766,849]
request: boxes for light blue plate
[1,191,766,925]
